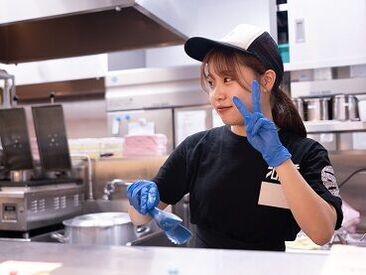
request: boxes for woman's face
[205,64,259,126]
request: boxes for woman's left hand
[232,80,291,167]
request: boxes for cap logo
[220,24,264,50]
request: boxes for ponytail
[271,87,307,138]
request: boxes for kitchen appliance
[0,181,84,232]
[0,106,84,233]
[32,105,72,172]
[0,108,33,171]
[51,212,136,246]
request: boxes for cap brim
[184,37,256,62]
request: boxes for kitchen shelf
[304,121,366,133]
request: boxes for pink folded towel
[123,134,167,157]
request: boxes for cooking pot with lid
[51,212,139,245]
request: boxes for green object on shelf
[278,43,289,63]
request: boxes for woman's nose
[211,85,226,100]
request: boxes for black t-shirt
[152,125,343,251]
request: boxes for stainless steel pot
[10,169,33,182]
[51,212,138,245]
[304,97,331,121]
[348,95,359,121]
[292,98,304,120]
[333,94,359,121]
[304,98,321,121]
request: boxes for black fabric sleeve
[151,141,189,205]
[300,141,343,230]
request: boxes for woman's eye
[207,80,214,87]
[224,77,232,83]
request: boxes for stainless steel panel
[0,1,187,63]
[305,121,366,133]
[105,66,208,111]
[0,183,84,231]
[291,78,366,98]
[0,241,329,275]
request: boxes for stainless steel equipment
[0,70,16,108]
[0,108,34,170]
[0,104,85,233]
[0,182,84,231]
[0,0,187,64]
[51,212,136,245]
[304,98,321,121]
[10,170,33,182]
[333,94,359,121]
[292,98,305,120]
[348,95,360,121]
[102,179,130,201]
[32,105,72,171]
[321,97,331,120]
[304,97,330,121]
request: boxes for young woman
[127,24,343,251]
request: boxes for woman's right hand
[126,180,160,215]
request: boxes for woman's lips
[216,106,232,113]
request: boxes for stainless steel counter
[0,241,328,274]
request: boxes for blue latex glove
[126,180,160,215]
[232,80,291,167]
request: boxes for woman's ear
[260,69,276,92]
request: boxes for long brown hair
[201,48,307,138]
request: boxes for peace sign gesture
[232,80,291,167]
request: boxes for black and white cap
[184,24,284,88]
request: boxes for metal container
[348,95,359,121]
[358,94,366,121]
[333,94,359,121]
[51,212,137,245]
[10,170,33,182]
[304,97,331,121]
[304,98,322,121]
[320,97,330,120]
[333,94,347,120]
[292,98,304,120]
